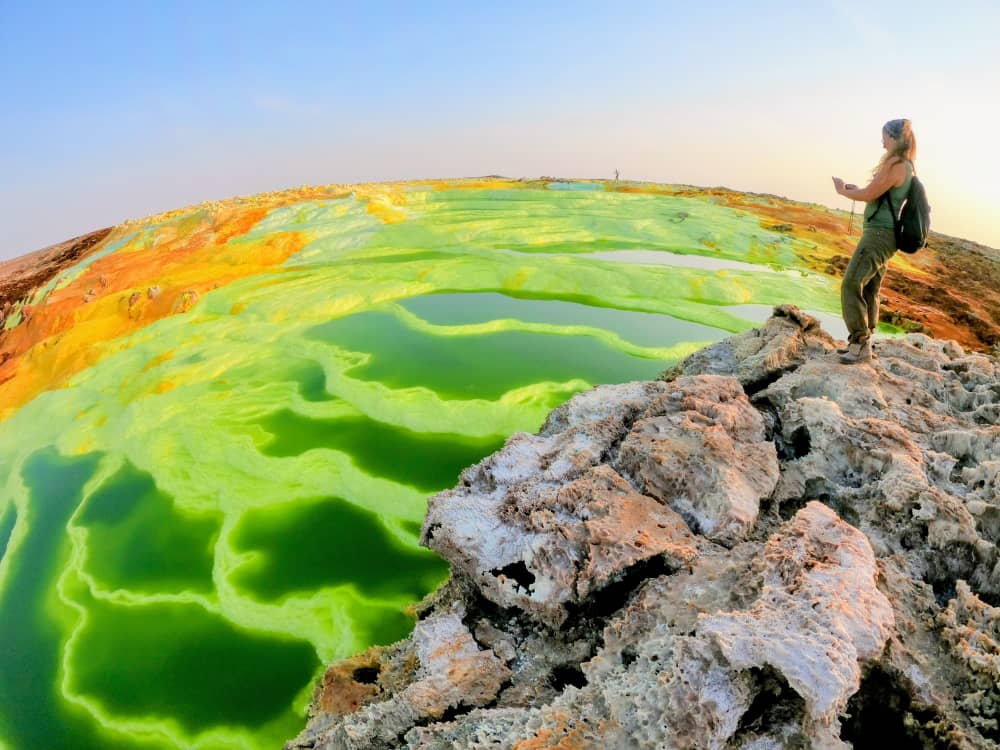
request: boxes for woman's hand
[833,178,859,197]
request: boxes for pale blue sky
[2,0,998,260]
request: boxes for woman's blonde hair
[873,118,917,176]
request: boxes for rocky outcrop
[288,305,1000,750]
[297,609,512,748]
[616,375,780,546]
[0,227,112,311]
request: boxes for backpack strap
[871,190,891,223]
[872,159,911,223]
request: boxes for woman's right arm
[835,160,906,201]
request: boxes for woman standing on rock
[832,118,916,364]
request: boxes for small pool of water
[546,181,605,191]
[502,247,810,275]
[585,249,804,274]
[400,292,726,348]
[308,309,684,400]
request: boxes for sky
[1,0,999,261]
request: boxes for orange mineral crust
[0,211,306,418]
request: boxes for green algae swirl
[0,182,845,750]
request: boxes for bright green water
[259,409,506,492]
[0,184,841,749]
[78,462,220,594]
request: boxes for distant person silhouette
[615,169,619,182]
[832,118,916,364]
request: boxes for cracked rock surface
[288,305,1000,750]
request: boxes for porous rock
[289,305,1000,750]
[421,380,698,626]
[938,581,1000,738]
[616,374,780,545]
[701,502,895,739]
[290,607,510,750]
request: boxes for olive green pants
[840,227,896,344]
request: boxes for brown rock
[313,649,382,718]
[617,375,779,545]
[288,609,510,749]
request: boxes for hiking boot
[837,328,876,355]
[839,338,873,364]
